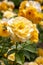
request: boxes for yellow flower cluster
[0,16,39,43]
[0,0,43,64]
[0,0,14,12]
[18,1,43,24]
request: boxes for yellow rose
[10,16,38,43]
[35,56,43,65]
[29,62,38,65]
[7,1,15,10]
[30,25,39,43]
[3,11,15,19]
[0,22,10,37]
[19,1,41,12]
[37,48,43,56]
[8,53,15,61]
[0,1,8,11]
[0,1,15,12]
[18,1,43,24]
[24,62,38,65]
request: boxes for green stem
[13,42,18,65]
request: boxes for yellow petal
[8,53,15,61]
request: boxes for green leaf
[39,33,43,43]
[23,44,37,53]
[29,52,37,61]
[37,24,43,33]
[21,40,31,48]
[0,12,3,19]
[7,49,16,56]
[37,24,43,43]
[14,9,19,13]
[16,51,25,64]
[17,44,22,51]
[11,0,23,7]
[0,37,13,56]
[23,50,30,61]
[25,40,32,44]
[11,44,16,50]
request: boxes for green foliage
[14,9,19,14]
[16,51,25,64]
[0,28,38,65]
[0,12,3,19]
[37,24,43,43]
[7,41,37,65]
[0,36,12,57]
[37,24,43,50]
[11,0,23,8]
